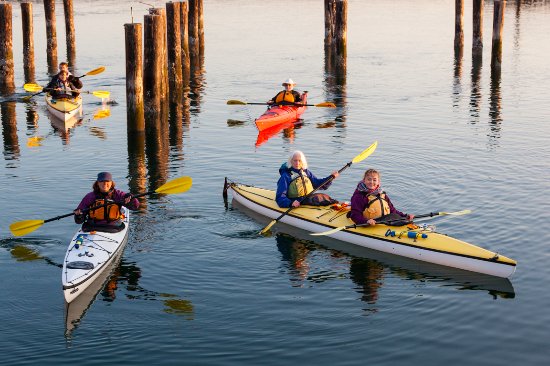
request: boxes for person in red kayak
[349,169,414,226]
[73,172,139,231]
[276,150,339,208]
[268,78,304,106]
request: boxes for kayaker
[59,62,84,89]
[73,172,139,230]
[349,169,414,226]
[45,70,80,99]
[268,78,303,106]
[276,151,339,208]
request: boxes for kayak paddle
[259,141,378,235]
[310,209,472,236]
[227,99,336,108]
[23,83,110,99]
[9,176,193,237]
[22,66,106,101]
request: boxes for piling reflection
[470,54,483,123]
[323,48,347,133]
[452,46,463,108]
[145,111,170,191]
[189,57,206,116]
[1,101,20,162]
[489,66,503,146]
[25,102,39,135]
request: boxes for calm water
[1,0,550,364]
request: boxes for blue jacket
[276,163,333,208]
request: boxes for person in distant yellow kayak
[276,151,339,208]
[349,169,414,226]
[74,172,139,231]
[45,70,79,99]
[268,78,304,106]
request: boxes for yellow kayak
[45,93,82,122]
[226,181,517,278]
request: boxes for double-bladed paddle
[22,66,106,101]
[310,209,472,236]
[227,99,336,108]
[259,141,378,235]
[9,176,193,237]
[23,83,110,99]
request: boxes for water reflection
[323,48,347,138]
[189,56,206,115]
[489,66,503,146]
[349,257,384,312]
[255,121,300,148]
[25,103,40,135]
[145,112,170,190]
[470,54,483,123]
[452,46,463,108]
[1,101,20,163]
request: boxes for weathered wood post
[1,102,20,160]
[149,8,168,109]
[166,1,183,104]
[188,0,199,66]
[491,0,506,69]
[180,1,190,79]
[44,0,58,73]
[125,22,145,132]
[334,0,347,69]
[472,0,484,58]
[63,0,76,64]
[0,3,15,93]
[21,2,35,83]
[454,0,464,51]
[143,14,163,117]
[198,0,204,58]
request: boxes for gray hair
[288,150,308,169]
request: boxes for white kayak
[62,207,130,303]
[45,93,82,123]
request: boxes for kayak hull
[255,94,307,132]
[227,182,517,278]
[45,93,82,123]
[62,207,130,303]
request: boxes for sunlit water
[1,0,550,364]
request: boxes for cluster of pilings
[0,0,77,93]
[125,0,203,133]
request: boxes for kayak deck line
[227,182,516,277]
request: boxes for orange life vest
[363,193,390,219]
[275,91,296,104]
[88,199,122,222]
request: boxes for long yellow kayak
[45,93,82,122]
[226,181,517,278]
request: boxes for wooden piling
[21,2,35,84]
[198,0,204,58]
[188,0,199,61]
[324,0,336,52]
[149,8,168,108]
[0,3,15,93]
[143,14,163,116]
[166,1,183,104]
[63,0,76,64]
[472,0,484,57]
[180,1,190,78]
[334,0,347,67]
[491,0,506,69]
[454,0,464,51]
[125,22,145,132]
[44,0,58,73]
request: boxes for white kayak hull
[228,183,516,279]
[62,207,130,303]
[45,93,82,123]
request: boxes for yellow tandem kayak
[226,181,517,278]
[45,93,82,123]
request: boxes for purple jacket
[76,189,139,224]
[349,182,405,225]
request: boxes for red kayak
[255,93,308,132]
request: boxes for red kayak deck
[254,94,307,132]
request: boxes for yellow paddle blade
[314,102,336,108]
[27,136,44,147]
[92,90,110,99]
[155,176,193,194]
[24,83,43,92]
[85,66,106,76]
[93,109,111,119]
[352,141,378,164]
[259,219,276,235]
[227,100,247,105]
[10,220,46,237]
[310,226,347,236]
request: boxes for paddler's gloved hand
[73,209,85,224]
[123,193,133,204]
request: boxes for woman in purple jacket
[349,169,414,226]
[73,172,139,227]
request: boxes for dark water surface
[1,0,550,364]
